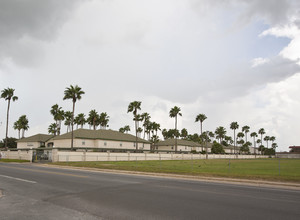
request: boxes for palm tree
[19,115,29,138]
[250,132,258,156]
[13,120,22,139]
[64,111,72,132]
[215,126,226,143]
[124,125,130,133]
[195,114,207,135]
[63,85,85,150]
[1,88,18,149]
[258,128,265,149]
[137,127,143,137]
[270,136,276,146]
[264,136,270,148]
[87,109,99,130]
[141,112,151,139]
[99,112,109,129]
[74,113,86,129]
[169,106,182,152]
[48,123,58,136]
[50,104,64,135]
[127,101,142,150]
[242,125,250,142]
[230,122,239,155]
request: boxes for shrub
[211,142,225,154]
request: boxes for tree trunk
[5,99,11,149]
[175,116,177,152]
[135,119,138,150]
[71,101,75,150]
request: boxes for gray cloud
[0,0,83,66]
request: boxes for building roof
[156,139,202,147]
[52,128,150,143]
[289,146,300,148]
[17,134,53,143]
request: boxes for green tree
[242,125,250,142]
[250,132,258,156]
[169,106,182,152]
[141,112,151,139]
[1,87,18,149]
[211,142,225,154]
[258,128,265,149]
[13,119,22,139]
[180,128,188,139]
[195,114,207,135]
[63,85,85,150]
[48,123,58,136]
[215,126,226,143]
[50,104,64,135]
[64,111,72,132]
[99,112,109,129]
[127,101,142,150]
[87,109,99,130]
[264,135,270,148]
[230,122,239,155]
[19,115,29,138]
[74,113,86,129]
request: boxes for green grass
[0,159,30,163]
[52,158,300,183]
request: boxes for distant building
[289,146,300,153]
[49,128,150,150]
[16,134,53,149]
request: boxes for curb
[35,164,300,191]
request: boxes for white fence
[52,150,268,162]
[0,150,33,161]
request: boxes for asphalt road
[0,163,299,220]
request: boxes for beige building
[49,128,151,150]
[155,139,204,152]
[17,134,53,149]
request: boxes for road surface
[0,163,299,219]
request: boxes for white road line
[0,174,37,184]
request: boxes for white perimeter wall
[0,150,33,161]
[52,150,268,162]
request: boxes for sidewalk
[37,164,300,191]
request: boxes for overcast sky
[1,0,300,151]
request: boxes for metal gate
[32,150,52,162]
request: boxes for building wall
[52,138,150,150]
[156,145,192,152]
[17,142,41,149]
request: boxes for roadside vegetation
[0,159,30,163]
[52,158,300,183]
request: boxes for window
[171,146,174,149]
[27,142,33,146]
[82,140,85,146]
[120,143,122,147]
[104,142,107,146]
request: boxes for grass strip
[52,158,300,183]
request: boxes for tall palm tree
[127,101,142,150]
[19,115,29,138]
[48,123,58,136]
[64,111,72,132]
[195,114,207,135]
[99,112,109,129]
[141,112,151,139]
[74,113,86,129]
[242,125,250,142]
[230,122,239,155]
[13,120,22,139]
[270,136,276,146]
[87,109,99,130]
[250,132,258,156]
[169,106,182,152]
[1,88,18,149]
[63,85,85,150]
[258,128,265,149]
[50,104,64,135]
[215,126,226,143]
[264,135,270,148]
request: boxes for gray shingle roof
[52,129,150,143]
[156,139,202,147]
[17,134,53,143]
